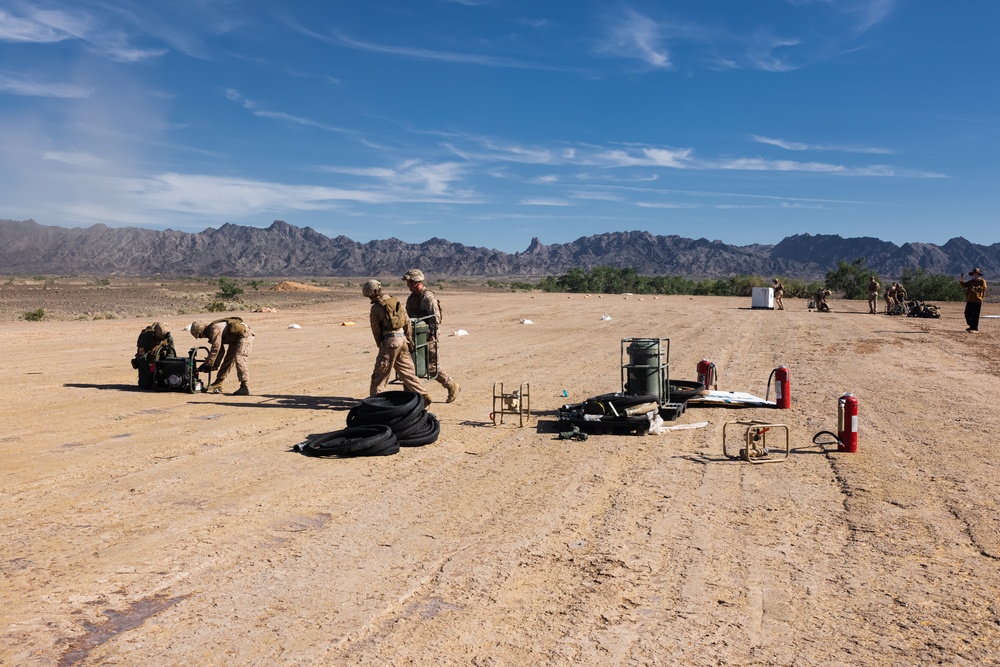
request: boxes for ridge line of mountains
[2,218,998,280]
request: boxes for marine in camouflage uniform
[363,279,431,406]
[867,276,880,314]
[403,269,461,403]
[190,318,254,395]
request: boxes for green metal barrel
[625,338,662,400]
[412,319,430,377]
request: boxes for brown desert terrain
[1,280,999,666]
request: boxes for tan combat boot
[423,394,433,408]
[233,383,250,396]
[208,381,224,394]
[446,381,461,403]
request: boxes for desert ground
[1,279,999,666]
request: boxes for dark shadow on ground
[65,383,147,392]
[188,394,360,410]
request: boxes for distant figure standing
[883,284,895,314]
[894,282,907,303]
[362,279,431,405]
[867,276,880,314]
[959,268,988,333]
[403,269,461,403]
[772,278,784,310]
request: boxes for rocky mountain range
[1,218,998,280]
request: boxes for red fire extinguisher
[766,365,791,409]
[838,392,859,452]
[696,359,718,390]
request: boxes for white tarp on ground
[686,390,776,407]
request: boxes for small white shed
[752,287,774,310]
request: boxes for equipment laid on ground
[557,337,698,436]
[133,336,211,393]
[723,420,790,463]
[347,390,440,447]
[492,382,531,426]
[131,322,211,392]
[557,393,676,436]
[906,300,941,318]
[151,347,211,393]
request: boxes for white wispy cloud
[520,198,572,206]
[752,135,893,154]
[743,32,800,72]
[7,5,167,62]
[321,160,469,197]
[636,201,697,209]
[786,0,897,32]
[0,8,72,42]
[43,151,106,167]
[223,88,350,133]
[597,8,671,68]
[289,21,556,71]
[438,131,939,179]
[0,72,92,97]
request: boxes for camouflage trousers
[215,331,254,385]
[371,335,424,396]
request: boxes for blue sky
[1,1,997,253]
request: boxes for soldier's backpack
[378,295,409,330]
[210,316,248,337]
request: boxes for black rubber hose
[398,412,441,447]
[304,425,397,457]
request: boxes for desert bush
[825,258,874,300]
[93,277,111,286]
[900,267,964,301]
[487,279,538,291]
[23,307,45,321]
[207,301,227,312]
[216,277,244,300]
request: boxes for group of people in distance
[864,276,908,315]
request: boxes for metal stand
[723,420,789,463]
[492,382,530,426]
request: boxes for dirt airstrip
[1,282,999,666]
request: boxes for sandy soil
[2,286,999,666]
